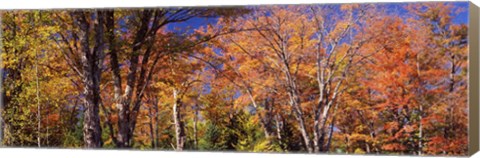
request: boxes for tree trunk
[72,10,105,148]
[314,102,331,153]
[418,104,423,156]
[46,101,50,146]
[154,98,160,149]
[148,106,155,149]
[82,82,103,148]
[285,70,312,153]
[295,110,312,153]
[366,143,371,154]
[286,78,312,153]
[115,10,153,148]
[105,10,124,148]
[415,53,423,156]
[105,9,131,148]
[246,89,275,139]
[325,112,336,152]
[274,114,283,141]
[35,49,41,148]
[146,97,160,149]
[173,88,185,151]
[193,104,198,150]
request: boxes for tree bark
[246,89,275,139]
[115,10,153,148]
[274,114,285,149]
[325,103,339,152]
[72,10,105,148]
[154,98,160,149]
[193,104,198,150]
[173,88,186,151]
[34,42,42,147]
[105,10,128,148]
[283,58,312,153]
[148,105,155,149]
[145,96,160,149]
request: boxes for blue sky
[449,2,469,24]
[382,1,469,24]
[166,1,469,33]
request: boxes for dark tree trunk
[72,10,105,148]
[154,98,160,149]
[115,10,152,148]
[148,106,155,149]
[325,113,336,152]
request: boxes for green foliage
[198,122,228,151]
[232,110,262,151]
[62,115,84,148]
[252,139,283,152]
[354,148,366,154]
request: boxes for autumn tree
[406,3,468,155]
[1,11,80,147]
[210,5,375,153]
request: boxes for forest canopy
[0,2,469,156]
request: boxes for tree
[53,10,106,148]
[211,5,374,153]
[406,3,468,155]
[2,11,80,147]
